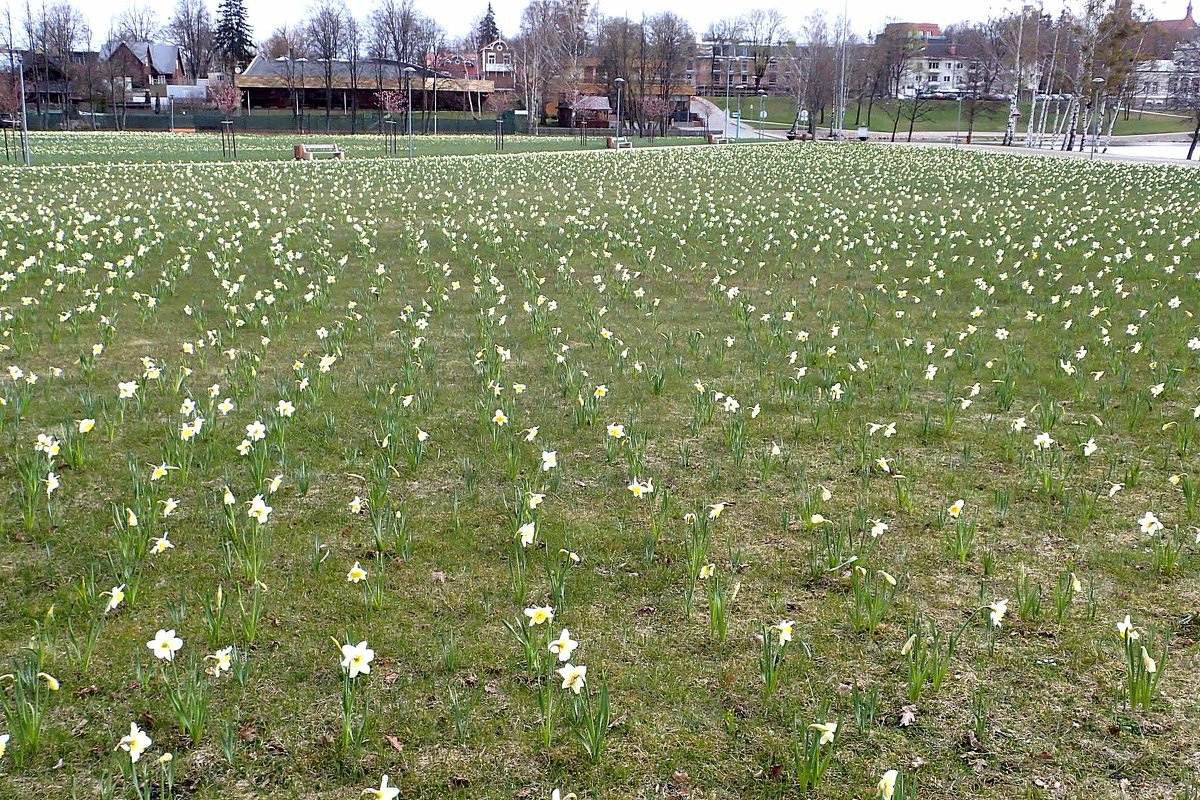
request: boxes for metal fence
[24,110,516,136]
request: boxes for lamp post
[735,83,746,141]
[296,57,308,132]
[613,76,625,142]
[275,55,300,131]
[1089,76,1105,159]
[402,66,416,158]
[12,53,30,166]
[955,93,962,146]
[757,89,766,140]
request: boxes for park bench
[708,134,733,145]
[607,136,633,150]
[294,143,345,161]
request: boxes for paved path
[689,97,778,140]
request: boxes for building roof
[884,22,943,38]
[1148,2,1196,32]
[571,95,611,111]
[101,41,181,75]
[234,55,493,93]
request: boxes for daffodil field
[1,140,1199,800]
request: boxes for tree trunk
[890,101,901,142]
[906,103,917,142]
[1189,115,1199,160]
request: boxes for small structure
[558,95,610,128]
[294,143,345,160]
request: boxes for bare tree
[1169,42,1199,158]
[514,0,559,132]
[166,0,213,81]
[742,8,784,91]
[345,12,362,130]
[647,11,692,103]
[115,4,161,41]
[307,0,346,128]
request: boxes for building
[233,55,493,112]
[1144,2,1198,59]
[100,42,187,89]
[478,38,516,91]
[544,55,696,123]
[694,42,779,96]
[879,24,980,98]
[1130,6,1199,108]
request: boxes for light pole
[275,55,299,130]
[955,93,962,146]
[296,57,308,132]
[735,83,746,141]
[757,89,766,140]
[613,76,625,142]
[1089,76,1105,159]
[402,66,416,158]
[723,51,731,120]
[13,53,30,166]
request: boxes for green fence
[26,110,515,136]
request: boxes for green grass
[0,142,1198,799]
[6,131,708,166]
[703,96,1195,135]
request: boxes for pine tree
[477,3,500,45]
[214,0,254,71]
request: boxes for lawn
[703,96,1196,136]
[4,131,709,166]
[0,142,1198,800]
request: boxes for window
[943,75,951,82]
[928,61,940,69]
[486,52,495,65]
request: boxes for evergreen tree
[214,0,255,71]
[477,3,500,45]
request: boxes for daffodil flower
[102,584,125,613]
[147,629,184,662]
[877,769,898,800]
[987,599,1009,628]
[524,605,554,626]
[549,628,578,662]
[557,663,587,693]
[340,640,375,679]
[118,721,152,763]
[206,647,233,675]
[363,774,400,800]
[808,721,837,746]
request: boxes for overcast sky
[73,0,1193,45]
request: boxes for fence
[25,110,516,136]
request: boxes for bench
[607,136,633,150]
[708,134,733,145]
[294,143,345,161]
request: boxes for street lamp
[1089,76,1105,159]
[402,66,416,158]
[11,53,30,166]
[275,55,301,130]
[757,89,766,139]
[613,76,625,142]
[735,83,746,141]
[296,57,308,132]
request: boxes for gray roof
[240,55,442,83]
[572,96,611,111]
[101,41,181,75]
